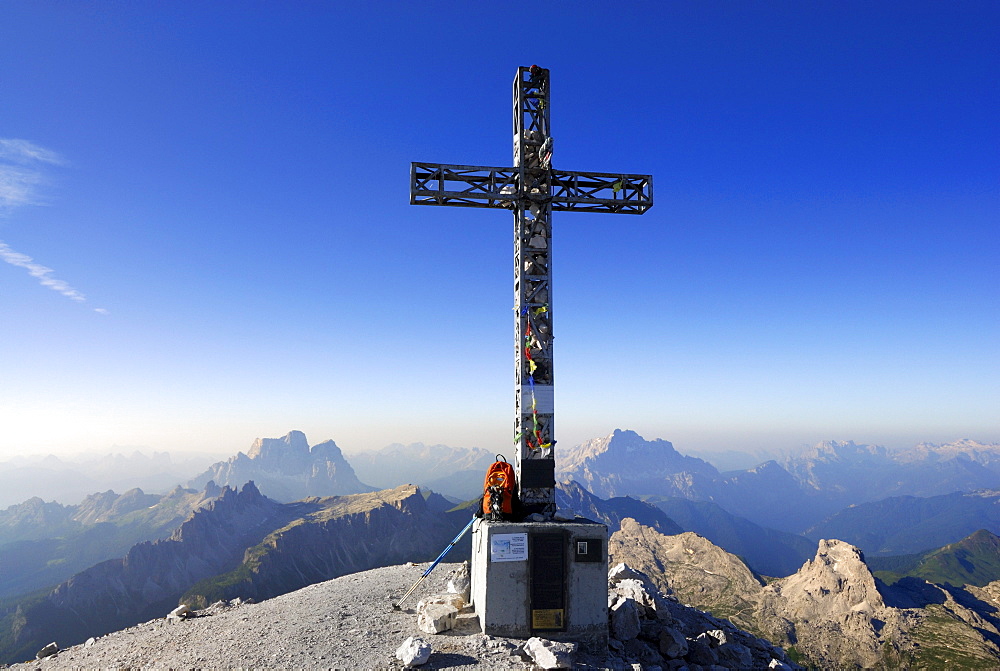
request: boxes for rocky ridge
[609,517,1000,668]
[2,483,460,664]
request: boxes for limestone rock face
[757,538,905,668]
[188,431,373,502]
[606,561,800,670]
[610,517,763,632]
[611,518,1000,668]
[556,429,719,499]
[12,484,460,661]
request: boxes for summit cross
[410,65,653,516]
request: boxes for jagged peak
[773,537,885,611]
[241,480,262,501]
[310,439,344,457]
[815,537,867,565]
[246,430,309,460]
[573,429,681,459]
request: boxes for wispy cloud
[0,139,65,211]
[0,241,86,302]
[0,139,67,166]
[0,138,107,314]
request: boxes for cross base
[470,518,609,651]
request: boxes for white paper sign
[491,533,528,562]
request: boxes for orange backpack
[481,455,517,521]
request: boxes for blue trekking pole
[393,517,475,609]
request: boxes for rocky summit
[610,517,1000,668]
[7,560,801,670]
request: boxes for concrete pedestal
[470,518,608,651]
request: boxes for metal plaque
[531,609,565,629]
[574,537,604,563]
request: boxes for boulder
[609,563,673,620]
[417,602,458,634]
[36,642,59,660]
[686,635,718,666]
[523,637,577,669]
[611,597,642,641]
[718,641,754,668]
[658,627,688,659]
[622,637,663,667]
[698,628,727,647]
[166,603,192,623]
[417,593,466,611]
[553,507,576,521]
[609,562,654,586]
[395,636,432,667]
[446,561,470,601]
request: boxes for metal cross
[410,66,653,516]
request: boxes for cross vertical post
[513,66,556,515]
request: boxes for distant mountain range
[4,427,1000,666]
[808,491,1000,556]
[0,451,220,508]
[0,484,220,599]
[345,442,501,502]
[558,429,1000,533]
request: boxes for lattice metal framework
[409,66,653,516]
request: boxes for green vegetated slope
[871,529,1000,587]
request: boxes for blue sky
[1,2,997,460]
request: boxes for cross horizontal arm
[410,162,653,215]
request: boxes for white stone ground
[9,563,608,670]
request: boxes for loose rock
[36,642,59,660]
[658,627,688,658]
[416,602,458,634]
[446,561,470,601]
[611,596,641,641]
[166,604,192,623]
[523,637,576,669]
[395,636,431,667]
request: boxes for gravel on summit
[10,562,593,670]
